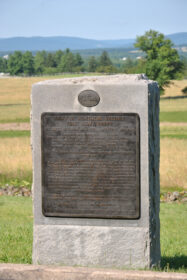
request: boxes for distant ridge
[0,36,135,51]
[0,32,187,52]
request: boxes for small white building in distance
[3,55,9,60]
[122,57,127,61]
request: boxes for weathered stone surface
[148,82,160,266]
[33,225,149,268]
[0,264,187,280]
[31,74,160,268]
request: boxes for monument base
[33,225,149,268]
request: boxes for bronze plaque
[78,90,100,107]
[42,113,140,219]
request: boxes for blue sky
[1,0,187,39]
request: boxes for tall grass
[0,137,32,187]
[160,98,187,122]
[163,80,187,97]
[160,138,187,188]
[0,74,95,105]
[160,98,187,112]
[0,75,92,123]
[0,104,30,123]
[0,77,187,123]
[160,125,187,139]
[0,134,186,189]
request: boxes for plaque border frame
[41,112,141,220]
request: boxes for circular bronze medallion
[78,90,100,107]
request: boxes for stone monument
[31,74,160,268]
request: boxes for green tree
[74,53,84,72]
[34,51,47,74]
[88,56,97,72]
[98,51,112,67]
[46,53,56,68]
[74,53,83,67]
[54,50,64,67]
[0,57,8,72]
[96,65,117,73]
[7,51,23,75]
[22,51,34,75]
[58,51,75,72]
[122,57,135,73]
[135,30,183,92]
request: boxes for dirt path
[0,123,30,130]
[160,122,187,127]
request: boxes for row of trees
[0,49,116,75]
[0,30,185,92]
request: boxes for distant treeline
[0,49,114,75]
[0,48,187,78]
[0,49,151,76]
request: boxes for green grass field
[160,97,187,122]
[0,196,186,272]
[0,197,33,264]
[0,104,30,123]
[0,130,30,138]
[160,125,187,139]
[160,203,187,272]
[160,111,187,123]
[160,98,187,112]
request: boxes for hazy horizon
[1,0,187,40]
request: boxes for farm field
[163,80,187,97]
[0,77,187,123]
[0,76,187,189]
[0,196,186,272]
[0,133,186,189]
[0,74,94,123]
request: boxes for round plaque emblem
[78,90,100,107]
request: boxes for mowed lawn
[0,196,186,272]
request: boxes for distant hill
[0,32,186,52]
[0,36,135,52]
[166,32,187,46]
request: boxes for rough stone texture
[0,264,187,280]
[148,82,160,266]
[35,74,148,85]
[33,226,149,268]
[31,74,160,268]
